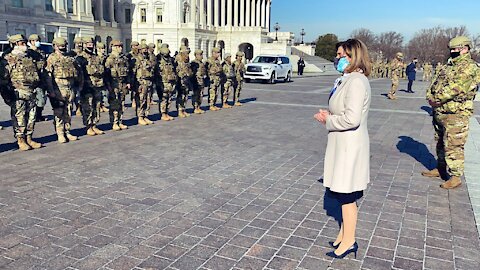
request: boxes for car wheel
[245,78,251,83]
[269,72,276,84]
[284,71,292,83]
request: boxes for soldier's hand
[126,83,131,89]
[428,100,441,107]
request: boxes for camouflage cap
[194,49,203,55]
[9,34,26,43]
[74,37,83,44]
[224,53,232,59]
[28,34,40,41]
[82,37,94,43]
[148,43,155,49]
[110,40,123,46]
[212,47,221,53]
[236,51,244,57]
[52,37,67,46]
[449,36,472,49]
[131,41,139,46]
[160,43,169,48]
[179,45,190,53]
[396,52,404,59]
[139,43,148,49]
[160,47,170,55]
[96,42,105,49]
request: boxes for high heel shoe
[326,242,358,259]
[328,241,340,249]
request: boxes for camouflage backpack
[5,54,40,87]
[85,54,105,77]
[108,54,129,78]
[49,54,78,79]
[136,56,154,79]
[159,58,177,82]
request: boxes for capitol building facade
[0,0,293,59]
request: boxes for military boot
[92,126,105,135]
[119,123,128,130]
[66,133,78,141]
[161,113,171,121]
[17,137,32,151]
[57,131,67,143]
[440,176,462,189]
[144,117,154,125]
[100,105,109,112]
[76,107,82,116]
[179,111,187,118]
[210,106,220,111]
[138,117,148,125]
[234,102,243,107]
[26,135,42,149]
[223,102,232,109]
[421,168,440,178]
[87,127,96,136]
[132,100,136,109]
[112,123,121,131]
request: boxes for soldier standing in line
[425,62,433,81]
[422,36,480,189]
[128,41,140,109]
[221,53,234,108]
[1,34,43,150]
[147,43,158,106]
[72,37,83,116]
[207,47,223,111]
[76,37,106,136]
[73,37,84,55]
[96,42,109,113]
[190,49,206,114]
[387,52,404,100]
[104,40,130,131]
[45,37,81,143]
[27,34,48,122]
[434,61,444,77]
[156,46,177,121]
[132,44,155,125]
[175,46,193,118]
[233,51,245,106]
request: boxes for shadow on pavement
[396,135,436,170]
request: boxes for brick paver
[0,74,479,269]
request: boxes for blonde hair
[342,39,372,77]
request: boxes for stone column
[190,0,196,23]
[256,0,260,27]
[251,0,255,26]
[246,0,250,26]
[240,0,245,26]
[261,0,266,27]
[207,0,212,26]
[97,0,104,21]
[109,0,115,22]
[214,0,219,26]
[233,0,238,26]
[200,0,206,26]
[227,0,232,26]
[266,0,270,30]
[221,0,226,26]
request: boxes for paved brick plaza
[0,76,479,270]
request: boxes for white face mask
[34,41,41,47]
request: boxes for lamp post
[300,28,306,44]
[274,22,280,41]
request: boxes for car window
[281,57,290,64]
[39,44,54,54]
[253,56,277,64]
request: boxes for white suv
[244,55,293,84]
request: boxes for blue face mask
[336,57,350,73]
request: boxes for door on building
[239,43,254,62]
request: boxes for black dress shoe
[326,242,358,259]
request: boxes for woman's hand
[314,109,330,125]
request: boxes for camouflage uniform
[387,52,404,99]
[27,34,48,122]
[46,37,81,143]
[133,44,155,125]
[233,51,245,106]
[72,37,83,115]
[96,42,109,112]
[175,48,194,117]
[424,36,480,189]
[207,47,223,110]
[156,47,178,121]
[423,63,433,82]
[147,43,158,105]
[127,41,140,109]
[1,34,43,150]
[76,37,106,135]
[105,40,130,130]
[190,49,206,114]
[221,54,235,108]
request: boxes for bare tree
[350,28,378,50]
[377,31,404,60]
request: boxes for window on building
[46,31,55,43]
[156,8,163,23]
[68,33,76,50]
[45,0,53,11]
[67,0,73,13]
[125,8,131,23]
[141,39,146,45]
[15,29,26,36]
[11,0,23,8]
[140,8,146,23]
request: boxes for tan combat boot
[112,123,121,131]
[223,102,232,109]
[87,127,96,136]
[26,135,42,149]
[17,137,32,151]
[210,106,220,111]
[421,168,440,178]
[132,100,136,109]
[119,123,128,130]
[92,126,105,135]
[144,117,154,124]
[440,176,462,189]
[178,111,187,118]
[234,102,242,106]
[76,107,82,116]
[138,117,148,125]
[66,133,78,141]
[57,131,67,143]
[161,113,171,121]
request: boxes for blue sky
[270,0,480,43]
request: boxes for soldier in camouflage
[46,37,81,143]
[387,52,404,100]
[76,37,106,136]
[190,49,206,114]
[1,34,43,150]
[422,36,480,189]
[423,62,433,82]
[156,46,177,121]
[132,44,155,125]
[104,40,131,131]
[207,47,223,111]
[128,41,140,109]
[96,42,109,113]
[175,46,193,118]
[221,53,234,108]
[73,37,83,55]
[27,34,48,122]
[233,51,245,106]
[72,37,83,116]
[147,43,158,106]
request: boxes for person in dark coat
[297,56,305,75]
[406,57,418,93]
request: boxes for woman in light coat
[315,39,371,259]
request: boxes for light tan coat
[323,72,371,193]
